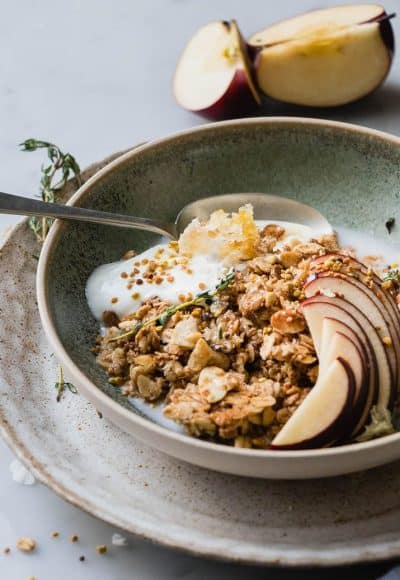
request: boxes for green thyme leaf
[20,138,81,243]
[54,365,78,402]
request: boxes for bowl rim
[36,116,400,463]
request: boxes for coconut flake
[10,459,35,485]
[112,533,128,547]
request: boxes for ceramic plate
[3,150,400,566]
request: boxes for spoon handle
[0,191,176,239]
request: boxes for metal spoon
[0,191,332,239]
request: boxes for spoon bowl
[0,191,332,239]
[176,192,332,236]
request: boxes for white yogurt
[336,225,400,270]
[86,244,226,321]
[86,220,315,321]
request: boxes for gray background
[0,0,399,578]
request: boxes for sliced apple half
[248,6,394,107]
[303,295,394,410]
[173,20,261,120]
[270,358,354,450]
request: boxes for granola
[93,216,341,448]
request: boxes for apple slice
[270,358,354,450]
[303,307,376,436]
[303,295,394,410]
[321,323,370,437]
[173,20,261,120]
[248,6,394,107]
[304,273,398,388]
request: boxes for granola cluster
[94,225,340,448]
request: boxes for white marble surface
[1,0,400,578]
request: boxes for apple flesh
[249,5,388,47]
[248,5,394,107]
[271,358,354,450]
[173,20,261,120]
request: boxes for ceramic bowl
[37,117,400,479]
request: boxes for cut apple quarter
[173,20,261,120]
[270,358,354,450]
[248,5,394,107]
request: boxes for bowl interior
[44,119,400,422]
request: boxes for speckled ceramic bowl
[37,117,400,479]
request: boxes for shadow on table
[135,536,398,580]
[245,82,400,131]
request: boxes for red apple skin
[269,357,355,450]
[188,69,261,121]
[369,12,395,55]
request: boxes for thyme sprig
[109,269,235,343]
[21,138,81,399]
[55,365,78,402]
[20,138,81,243]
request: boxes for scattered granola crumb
[383,336,393,346]
[28,576,35,580]
[16,537,36,552]
[123,249,136,260]
[51,531,59,538]
[79,555,85,562]
[3,547,10,555]
[69,534,78,543]
[96,544,107,554]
